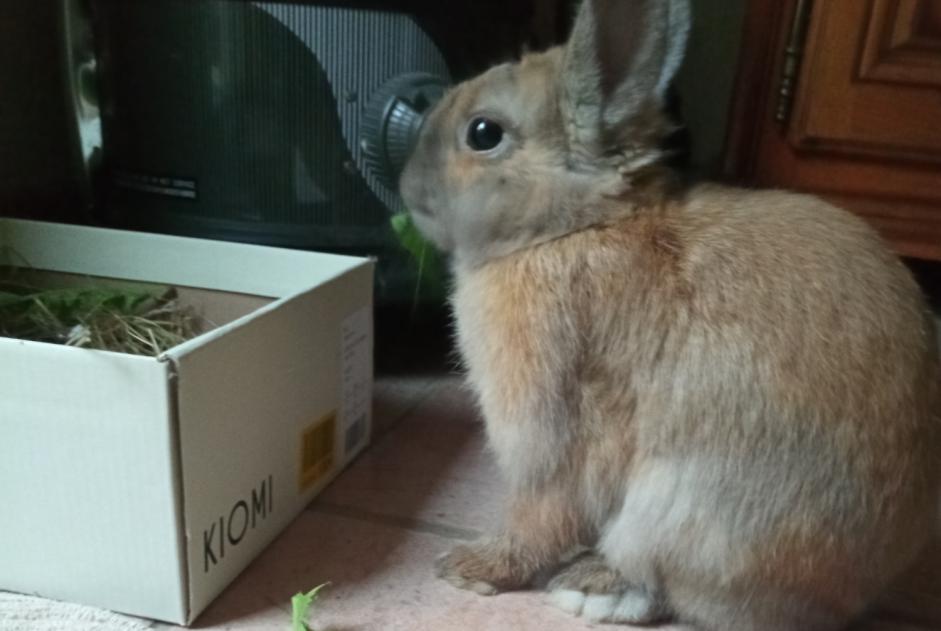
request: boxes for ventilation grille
[256,3,451,213]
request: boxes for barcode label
[345,414,367,454]
[298,413,336,492]
[341,307,372,457]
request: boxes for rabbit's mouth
[408,204,454,253]
[410,203,433,217]
[399,173,432,218]
[400,160,441,223]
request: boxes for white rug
[0,592,155,631]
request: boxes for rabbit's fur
[399,1,941,629]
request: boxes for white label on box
[341,307,371,456]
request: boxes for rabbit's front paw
[435,540,528,595]
[547,553,670,625]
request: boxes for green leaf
[0,281,174,347]
[390,213,428,262]
[390,212,447,305]
[41,288,155,321]
[291,582,330,631]
[0,291,29,308]
[0,287,156,324]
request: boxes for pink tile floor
[160,373,941,631]
[166,375,690,631]
[5,299,941,631]
[13,313,927,631]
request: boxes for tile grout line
[370,377,441,444]
[304,378,441,517]
[367,374,457,447]
[311,501,480,542]
[315,375,454,480]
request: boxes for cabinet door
[726,0,941,260]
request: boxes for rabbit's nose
[362,72,449,194]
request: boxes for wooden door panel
[724,0,941,260]
[860,0,941,86]
[790,0,941,162]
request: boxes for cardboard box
[0,219,374,624]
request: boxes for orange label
[298,413,336,492]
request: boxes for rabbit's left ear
[561,0,691,153]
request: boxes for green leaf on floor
[291,583,330,631]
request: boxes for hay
[0,279,202,356]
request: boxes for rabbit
[398,0,941,629]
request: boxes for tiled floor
[173,375,613,631]
[0,373,612,631]
[7,314,941,631]
[169,307,941,631]
[170,372,941,631]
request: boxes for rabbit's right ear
[561,0,690,157]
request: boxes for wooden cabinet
[725,0,941,260]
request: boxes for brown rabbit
[398,1,941,629]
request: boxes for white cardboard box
[0,219,374,624]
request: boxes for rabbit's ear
[562,0,690,153]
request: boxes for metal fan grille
[256,3,451,214]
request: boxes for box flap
[0,340,188,623]
[173,265,373,620]
[0,218,369,298]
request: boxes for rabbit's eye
[467,117,504,152]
